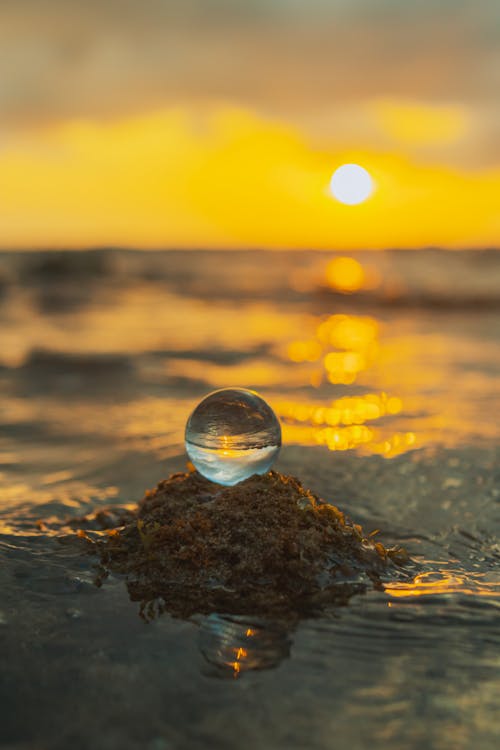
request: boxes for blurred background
[1,5,500,748]
[0,0,499,250]
[0,0,499,475]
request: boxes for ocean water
[0,248,499,749]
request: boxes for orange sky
[1,1,499,250]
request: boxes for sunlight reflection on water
[0,250,499,749]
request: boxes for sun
[329,163,374,205]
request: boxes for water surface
[0,249,499,749]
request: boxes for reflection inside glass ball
[185,388,281,486]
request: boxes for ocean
[0,248,499,749]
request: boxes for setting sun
[329,164,374,206]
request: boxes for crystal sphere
[185,388,281,486]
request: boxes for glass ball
[185,388,281,486]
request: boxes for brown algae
[86,470,408,619]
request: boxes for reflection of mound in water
[92,470,408,620]
[199,614,292,678]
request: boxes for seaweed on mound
[90,470,408,619]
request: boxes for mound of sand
[88,470,407,619]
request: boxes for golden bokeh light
[325,257,366,293]
[287,312,380,385]
[280,305,420,457]
[274,391,413,456]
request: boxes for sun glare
[329,163,374,205]
[325,257,365,292]
[1,109,500,249]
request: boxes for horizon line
[1,245,499,255]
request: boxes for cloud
[0,0,499,131]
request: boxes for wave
[0,247,499,310]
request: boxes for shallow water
[0,249,499,749]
